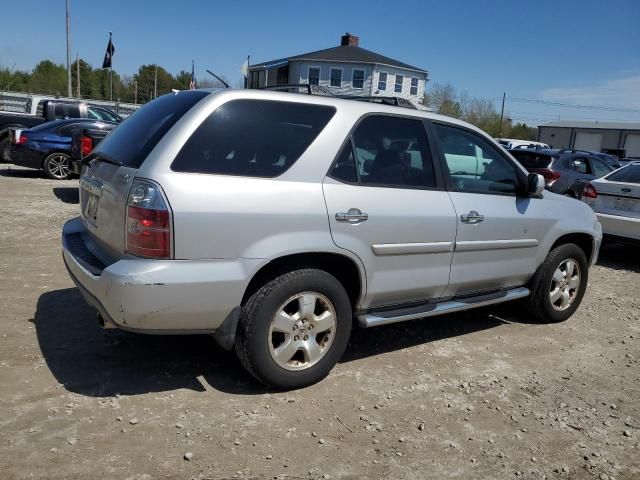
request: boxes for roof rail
[260,84,334,96]
[335,95,417,109]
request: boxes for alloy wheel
[47,155,71,179]
[549,258,581,311]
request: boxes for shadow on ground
[597,241,640,272]
[0,166,45,179]
[35,288,524,397]
[53,187,79,204]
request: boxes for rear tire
[0,136,10,163]
[43,152,72,180]
[235,269,352,389]
[525,243,588,323]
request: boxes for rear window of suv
[93,91,208,168]
[171,99,336,177]
[510,150,554,169]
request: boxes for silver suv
[62,89,602,389]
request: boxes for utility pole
[134,80,137,105]
[498,92,506,138]
[65,0,72,98]
[154,66,158,99]
[76,53,80,97]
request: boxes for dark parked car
[510,148,615,198]
[1,98,121,162]
[70,123,119,175]
[9,119,119,180]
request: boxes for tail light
[12,131,27,145]
[583,183,598,199]
[536,168,561,184]
[79,135,93,157]
[126,179,172,259]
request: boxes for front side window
[172,100,336,178]
[330,115,436,188]
[330,68,342,87]
[352,69,365,89]
[570,157,590,174]
[410,77,419,96]
[433,123,519,194]
[308,67,320,86]
[378,72,387,91]
[394,75,404,93]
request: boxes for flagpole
[245,55,250,88]
[109,31,113,102]
[66,0,72,98]
[76,52,80,98]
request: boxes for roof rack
[260,84,334,96]
[259,83,418,109]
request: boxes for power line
[507,96,640,114]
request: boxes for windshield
[606,164,640,184]
[93,91,208,168]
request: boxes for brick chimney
[340,32,359,47]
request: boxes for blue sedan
[9,119,118,180]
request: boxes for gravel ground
[0,165,638,480]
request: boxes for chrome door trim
[371,241,454,256]
[454,239,538,252]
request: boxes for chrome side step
[358,287,530,328]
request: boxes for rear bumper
[596,213,640,241]
[61,217,261,334]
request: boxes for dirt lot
[0,164,639,480]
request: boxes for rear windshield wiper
[85,153,123,167]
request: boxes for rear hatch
[79,91,208,261]
[591,165,640,218]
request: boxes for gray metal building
[537,120,640,158]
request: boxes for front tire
[0,136,10,163]
[526,243,588,323]
[43,152,72,180]
[235,269,352,389]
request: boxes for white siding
[372,67,426,103]
[292,60,374,96]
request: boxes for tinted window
[171,100,335,177]
[434,123,519,194]
[57,123,85,137]
[606,164,640,183]
[94,91,207,168]
[337,115,435,188]
[54,103,80,119]
[510,150,554,169]
[329,142,358,183]
[590,157,613,177]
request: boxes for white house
[248,33,428,103]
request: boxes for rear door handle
[460,210,484,224]
[336,208,368,223]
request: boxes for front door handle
[460,210,484,224]
[336,208,368,223]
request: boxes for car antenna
[206,69,229,88]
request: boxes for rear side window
[54,103,81,119]
[171,100,335,177]
[605,164,640,183]
[94,91,208,168]
[510,150,554,169]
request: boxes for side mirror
[527,173,545,196]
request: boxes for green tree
[134,64,174,102]
[424,82,463,118]
[28,60,67,96]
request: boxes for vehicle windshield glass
[606,164,640,184]
[509,150,554,168]
[93,91,208,168]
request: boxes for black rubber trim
[63,232,106,276]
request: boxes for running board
[358,287,530,328]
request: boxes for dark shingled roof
[250,45,427,74]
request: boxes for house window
[352,69,365,89]
[308,67,320,86]
[330,68,342,87]
[410,77,419,96]
[394,75,404,93]
[377,72,387,91]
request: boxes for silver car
[62,89,602,389]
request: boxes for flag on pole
[102,36,115,69]
[240,58,249,78]
[189,61,196,90]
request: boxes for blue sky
[1,0,639,124]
